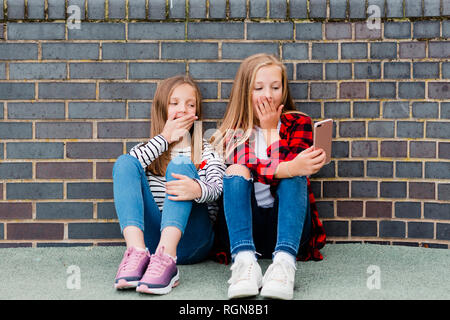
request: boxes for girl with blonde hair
[210,54,327,300]
[113,75,226,295]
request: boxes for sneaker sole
[136,270,180,295]
[228,282,262,299]
[260,286,293,300]
[114,279,139,290]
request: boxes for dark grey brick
[295,22,322,40]
[129,23,184,40]
[324,102,350,119]
[367,161,393,178]
[439,142,450,159]
[339,121,365,138]
[443,63,450,79]
[426,122,450,139]
[209,0,227,18]
[148,0,166,19]
[102,43,158,60]
[380,181,407,198]
[270,0,287,18]
[341,43,367,59]
[425,162,450,179]
[309,0,327,18]
[67,183,113,199]
[99,83,156,100]
[413,21,440,38]
[247,22,293,40]
[128,0,146,19]
[410,141,436,158]
[197,83,218,100]
[36,122,92,139]
[88,0,106,19]
[189,63,240,79]
[323,181,349,198]
[351,221,377,237]
[28,0,45,19]
[382,101,409,119]
[0,163,32,179]
[399,42,426,59]
[36,202,93,220]
[8,23,65,40]
[8,102,64,119]
[397,121,423,138]
[409,182,435,199]
[296,102,321,118]
[352,141,378,158]
[399,82,425,99]
[108,0,126,19]
[223,43,277,60]
[7,183,63,200]
[396,161,422,178]
[68,22,125,40]
[368,121,394,138]
[384,22,411,39]
[0,83,35,100]
[325,63,351,80]
[424,203,450,220]
[338,161,364,177]
[169,0,186,19]
[188,22,244,39]
[405,0,422,17]
[444,20,450,38]
[249,0,267,18]
[315,201,334,218]
[428,82,450,99]
[337,201,363,217]
[429,42,450,58]
[329,0,347,18]
[442,102,450,119]
[323,220,348,237]
[438,184,450,201]
[381,141,407,158]
[384,62,410,79]
[325,23,351,40]
[312,43,338,60]
[48,0,66,19]
[229,0,247,18]
[129,62,185,79]
[7,142,64,159]
[413,62,439,79]
[39,83,96,100]
[0,64,5,79]
[202,102,227,119]
[66,142,123,159]
[408,222,434,239]
[68,0,86,19]
[380,221,405,238]
[296,63,322,80]
[351,181,378,198]
[437,224,450,241]
[97,202,117,219]
[10,63,66,80]
[282,43,308,60]
[70,63,126,79]
[162,42,218,59]
[288,83,308,99]
[97,122,150,139]
[42,43,99,60]
[354,62,381,79]
[68,223,121,239]
[369,82,396,99]
[312,161,335,178]
[370,42,397,59]
[69,102,126,119]
[310,83,336,99]
[424,0,440,16]
[0,123,32,139]
[395,202,421,219]
[353,101,380,118]
[349,0,365,18]
[386,0,404,18]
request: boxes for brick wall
[0,0,449,249]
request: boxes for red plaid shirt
[226,112,326,261]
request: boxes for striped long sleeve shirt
[128,134,226,222]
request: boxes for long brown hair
[147,75,203,176]
[210,53,307,158]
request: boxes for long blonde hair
[210,53,307,159]
[147,75,203,176]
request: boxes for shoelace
[118,248,147,273]
[227,260,254,284]
[145,247,172,277]
[262,260,296,285]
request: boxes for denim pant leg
[112,154,162,238]
[160,155,214,264]
[275,175,310,256]
[222,174,255,257]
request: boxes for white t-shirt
[253,120,282,208]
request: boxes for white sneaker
[260,258,296,300]
[227,257,262,299]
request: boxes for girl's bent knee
[113,154,140,175]
[225,164,251,179]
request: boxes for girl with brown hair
[112,75,226,295]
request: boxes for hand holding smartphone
[313,119,333,165]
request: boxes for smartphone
[313,119,333,165]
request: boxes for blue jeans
[112,154,214,265]
[223,174,311,259]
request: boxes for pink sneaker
[114,247,150,289]
[136,246,179,295]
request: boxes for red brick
[340,82,366,99]
[36,162,93,179]
[366,201,392,218]
[0,203,32,219]
[0,183,2,200]
[409,182,435,199]
[337,201,363,217]
[7,223,64,240]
